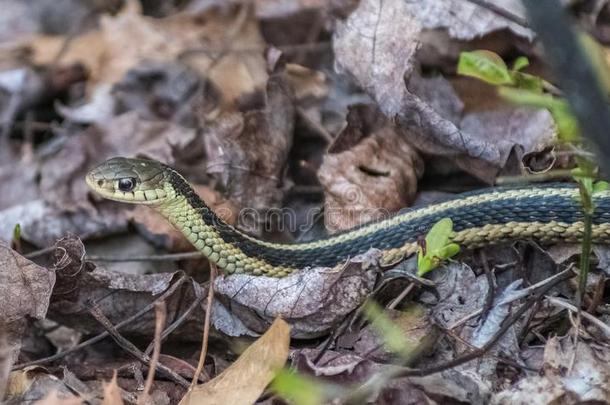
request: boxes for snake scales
[86,157,610,277]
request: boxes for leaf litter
[1,0,610,404]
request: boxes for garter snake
[86,157,610,277]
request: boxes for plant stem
[578,209,593,309]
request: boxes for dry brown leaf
[180,318,290,405]
[29,31,106,85]
[318,105,423,233]
[0,244,55,362]
[492,336,610,403]
[101,372,124,405]
[204,73,294,234]
[284,63,328,103]
[213,250,378,338]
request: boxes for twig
[461,0,529,27]
[23,245,57,259]
[344,271,568,402]
[479,250,496,318]
[86,251,203,262]
[190,264,217,388]
[386,283,415,310]
[144,281,205,357]
[13,275,189,370]
[139,301,167,405]
[89,305,189,388]
[546,296,610,338]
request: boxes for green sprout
[417,218,460,276]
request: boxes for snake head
[86,157,171,205]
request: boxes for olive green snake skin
[86,157,610,277]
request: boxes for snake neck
[156,172,298,277]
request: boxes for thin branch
[13,276,189,370]
[461,0,529,27]
[448,266,575,329]
[546,296,610,338]
[144,281,206,358]
[190,264,217,388]
[87,251,203,262]
[139,301,167,405]
[89,304,189,388]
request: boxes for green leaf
[362,300,413,358]
[271,369,325,405]
[12,223,21,242]
[512,56,530,71]
[512,72,543,92]
[458,50,513,86]
[423,217,453,251]
[593,181,609,193]
[417,218,459,276]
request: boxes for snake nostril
[97,180,104,187]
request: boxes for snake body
[86,157,610,277]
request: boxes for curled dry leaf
[204,74,294,234]
[318,105,423,233]
[213,250,379,338]
[0,243,55,363]
[180,318,290,405]
[48,235,205,339]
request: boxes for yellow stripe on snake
[86,157,610,277]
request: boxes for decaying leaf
[493,336,610,403]
[213,250,379,338]
[180,317,290,405]
[334,0,555,182]
[0,243,55,363]
[204,73,294,234]
[318,105,423,232]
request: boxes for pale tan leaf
[180,318,290,405]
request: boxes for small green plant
[417,218,460,276]
[458,50,542,91]
[458,47,608,307]
[271,369,326,405]
[362,300,414,358]
[11,223,21,252]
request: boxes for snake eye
[118,177,137,192]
